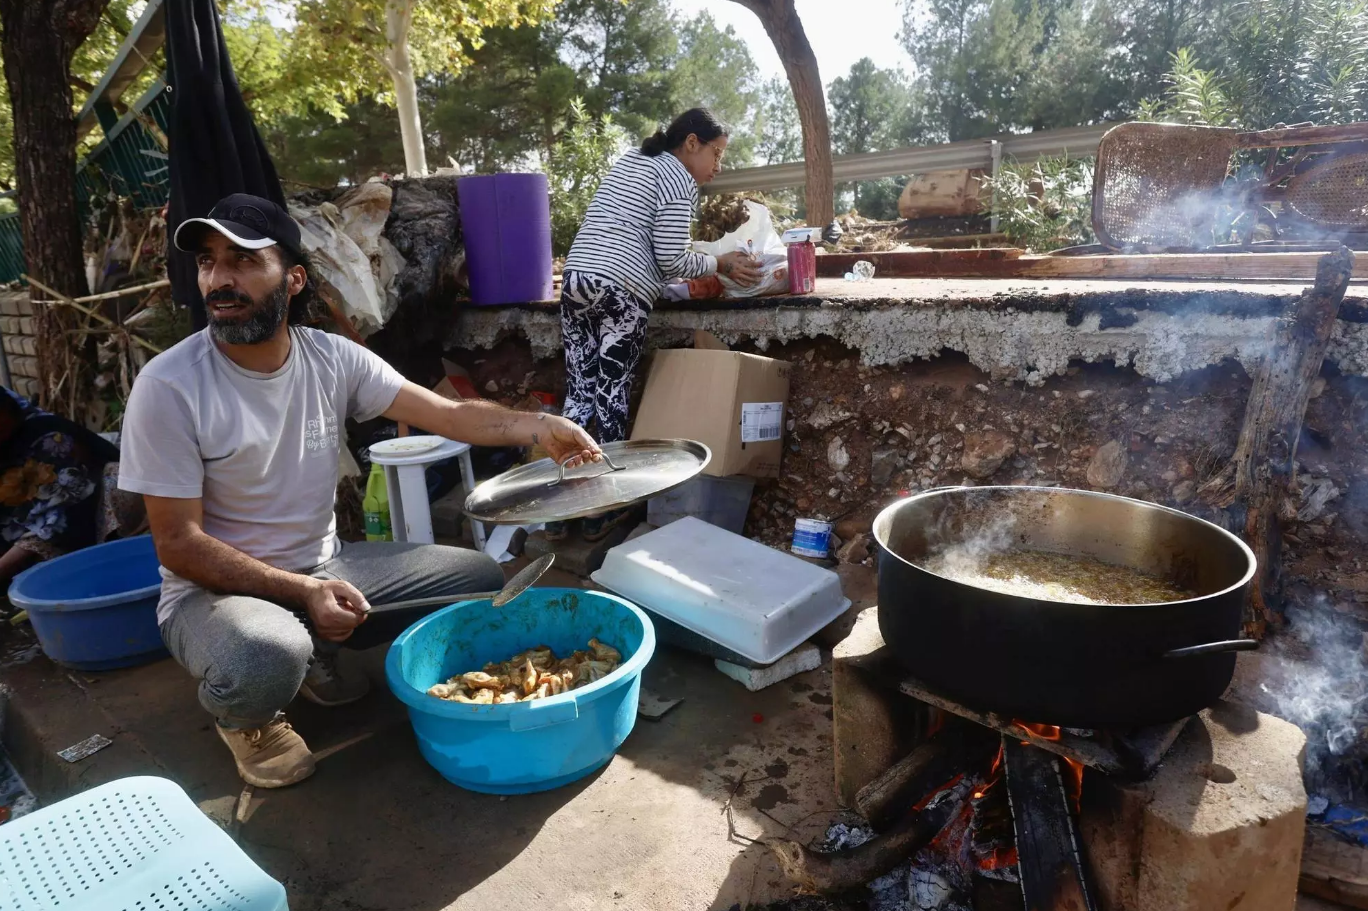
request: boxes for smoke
[921,505,1018,579]
[1258,599,1368,793]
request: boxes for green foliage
[545,98,626,256]
[1135,47,1236,125]
[901,0,1052,141]
[266,96,408,187]
[829,58,912,155]
[829,58,916,216]
[263,0,764,187]
[423,24,577,168]
[1136,0,1368,129]
[548,0,678,142]
[285,0,563,109]
[672,12,759,165]
[0,1,153,191]
[750,76,802,166]
[843,177,905,221]
[979,155,1096,251]
[896,0,1241,139]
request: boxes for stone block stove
[830,607,1308,910]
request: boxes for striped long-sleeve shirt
[563,149,717,307]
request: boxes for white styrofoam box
[715,642,822,692]
[591,516,851,665]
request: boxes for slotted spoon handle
[364,553,555,613]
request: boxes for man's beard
[206,279,290,346]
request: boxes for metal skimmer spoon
[363,553,556,614]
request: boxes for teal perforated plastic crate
[0,776,288,910]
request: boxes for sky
[677,0,912,84]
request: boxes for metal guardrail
[704,123,1113,195]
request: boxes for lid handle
[548,450,627,488]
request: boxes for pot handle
[1161,639,1259,660]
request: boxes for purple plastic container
[458,173,554,306]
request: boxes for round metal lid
[463,439,712,525]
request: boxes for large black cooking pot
[874,486,1257,728]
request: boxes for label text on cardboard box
[741,402,784,443]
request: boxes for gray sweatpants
[159,541,504,728]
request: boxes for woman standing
[551,108,759,542]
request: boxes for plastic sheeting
[289,181,407,337]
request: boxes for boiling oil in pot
[921,549,1197,605]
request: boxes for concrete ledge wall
[448,280,1368,384]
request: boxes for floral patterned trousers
[560,271,651,444]
[0,421,105,560]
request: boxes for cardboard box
[630,349,790,478]
[431,358,480,401]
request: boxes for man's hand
[303,578,370,642]
[536,414,602,467]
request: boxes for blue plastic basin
[385,588,656,794]
[8,535,166,671]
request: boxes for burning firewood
[767,788,963,895]
[855,726,997,831]
[1002,736,1095,911]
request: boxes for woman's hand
[717,251,762,287]
[536,415,603,467]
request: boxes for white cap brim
[173,217,279,253]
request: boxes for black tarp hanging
[165,0,286,330]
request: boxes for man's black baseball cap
[173,193,303,258]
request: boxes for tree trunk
[732,0,834,226]
[0,0,108,413]
[385,0,427,177]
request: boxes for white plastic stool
[369,438,486,550]
[0,775,288,910]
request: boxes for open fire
[789,669,1206,910]
[843,720,1093,911]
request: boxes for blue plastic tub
[8,535,166,671]
[385,588,655,794]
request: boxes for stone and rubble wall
[442,281,1368,622]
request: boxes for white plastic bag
[692,201,785,257]
[717,253,790,298]
[289,202,388,336]
[692,201,788,297]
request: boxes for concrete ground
[0,561,878,911]
[0,556,1352,911]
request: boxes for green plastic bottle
[363,462,392,541]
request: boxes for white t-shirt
[118,327,405,622]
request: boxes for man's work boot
[299,650,371,707]
[216,716,315,788]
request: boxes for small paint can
[791,517,833,559]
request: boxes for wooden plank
[1300,827,1368,910]
[899,674,1187,780]
[817,248,1023,278]
[1236,122,1368,148]
[1003,737,1096,911]
[907,233,1009,249]
[815,248,1364,282]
